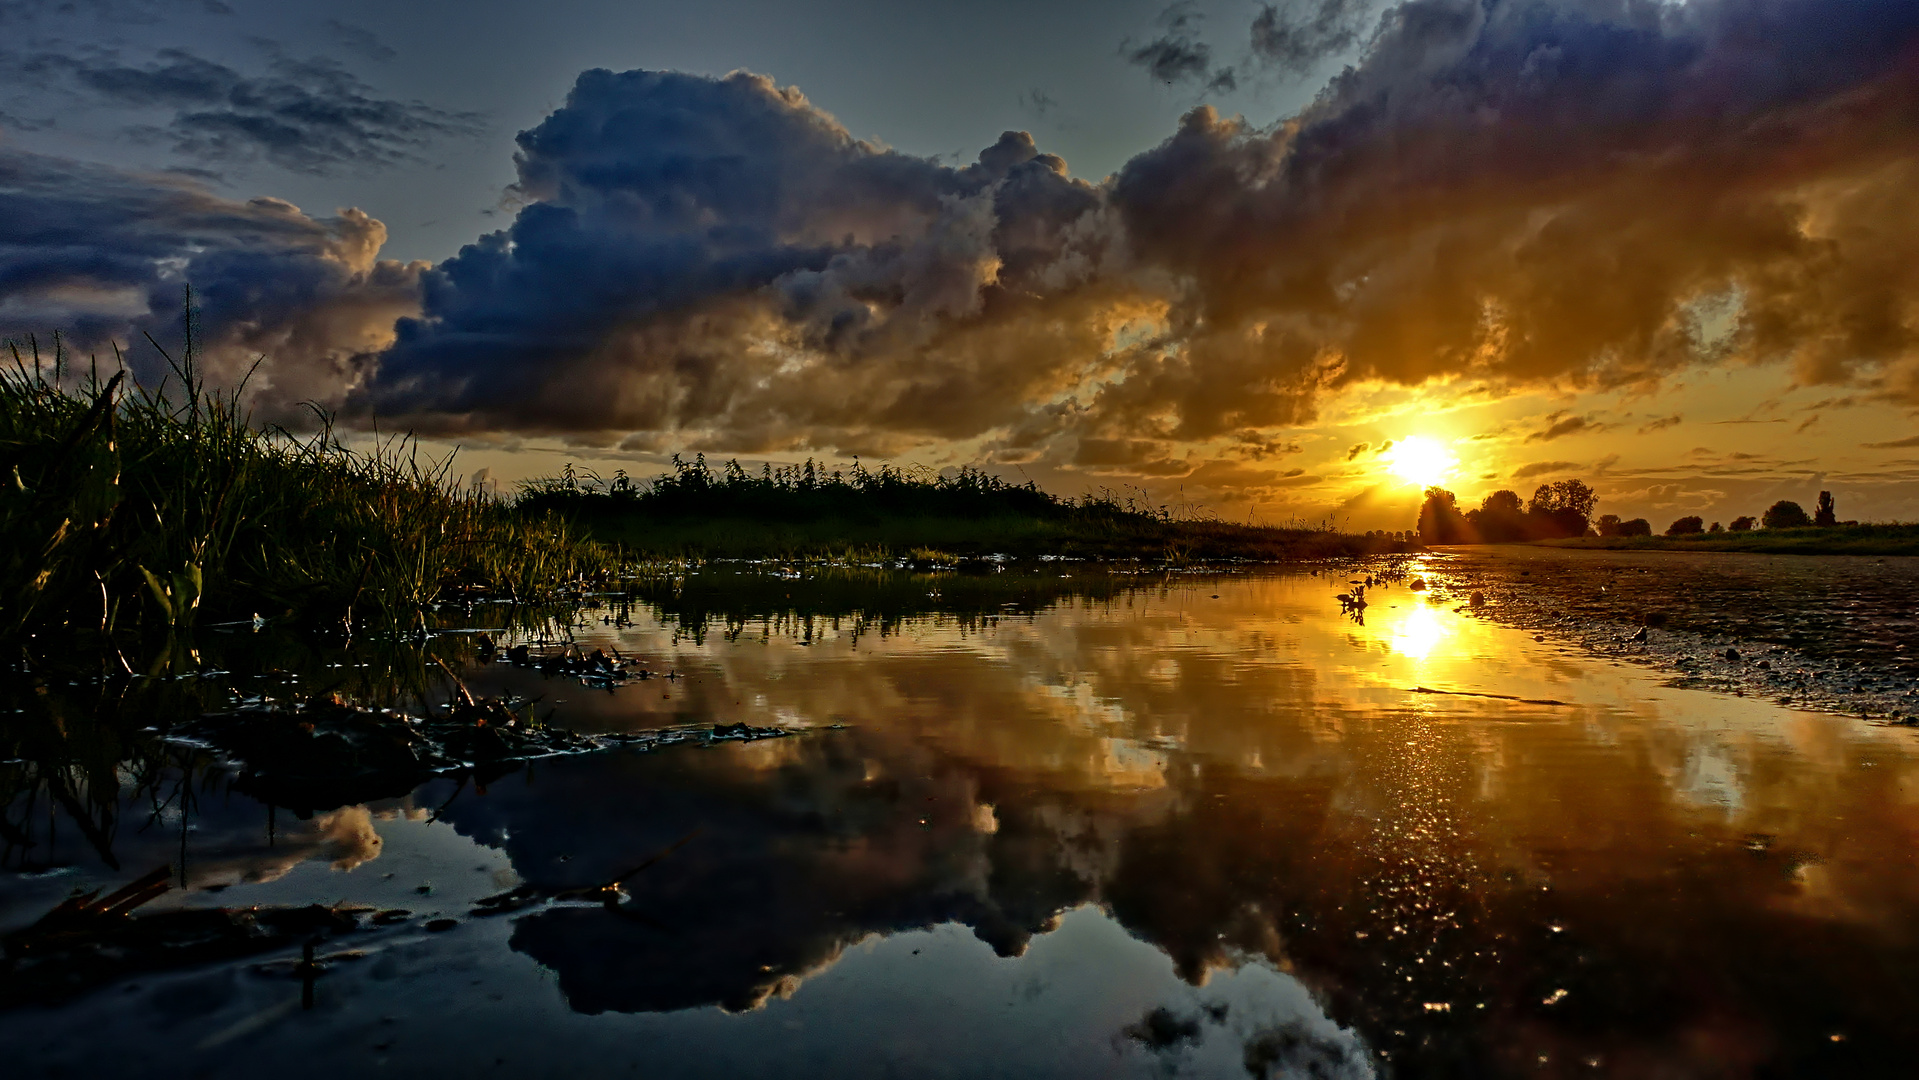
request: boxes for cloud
[1864,435,1919,449]
[1123,3,1239,93]
[36,47,479,173]
[1512,460,1579,479]
[1018,87,1058,119]
[1250,0,1374,76]
[0,148,423,420]
[1637,414,1683,434]
[325,20,397,64]
[1345,442,1369,460]
[15,0,1919,476]
[1524,410,1607,442]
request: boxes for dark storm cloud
[1250,0,1375,75]
[38,47,479,173]
[16,0,1919,469]
[0,149,422,419]
[357,68,1109,444]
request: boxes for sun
[1382,436,1457,488]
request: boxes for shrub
[1666,516,1705,535]
[1762,501,1812,529]
[1619,518,1653,537]
[1595,513,1623,536]
[1729,516,1756,531]
[1708,521,1723,533]
[1814,491,1837,527]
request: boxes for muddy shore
[1417,547,1919,724]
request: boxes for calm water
[4,556,1918,1078]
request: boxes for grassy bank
[518,456,1407,562]
[1537,523,1919,556]
[2,336,610,655]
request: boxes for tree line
[1417,482,1846,544]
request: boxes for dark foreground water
[4,552,1918,1078]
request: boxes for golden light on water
[1388,603,1451,661]
[1383,435,1457,487]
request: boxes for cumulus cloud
[0,149,423,419]
[33,47,479,173]
[14,0,1919,477]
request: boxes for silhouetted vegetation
[1417,480,1597,544]
[1666,516,1705,536]
[1764,500,1813,529]
[1,326,609,659]
[518,453,1402,561]
[1814,491,1838,527]
[1730,516,1756,531]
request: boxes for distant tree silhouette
[1814,490,1837,527]
[1527,480,1598,538]
[1763,500,1812,529]
[1595,513,1624,536]
[1666,515,1705,535]
[1466,489,1527,541]
[1619,518,1653,537]
[1417,487,1475,544]
[1709,521,1723,533]
[1729,515,1756,531]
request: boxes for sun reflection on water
[1387,602,1451,662]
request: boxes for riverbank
[518,457,1412,562]
[1538,522,1919,556]
[1418,546,1919,723]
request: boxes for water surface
[4,557,1916,1077]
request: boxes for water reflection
[5,563,1918,1076]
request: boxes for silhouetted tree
[1762,500,1812,529]
[1595,513,1624,536]
[1526,479,1599,538]
[1619,518,1653,537]
[1417,487,1475,544]
[1709,521,1723,533]
[1729,515,1756,531]
[1666,515,1705,535]
[1465,489,1527,542]
[1814,490,1837,527]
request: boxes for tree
[1708,521,1723,533]
[1762,500,1812,529]
[1619,518,1653,537]
[1595,514,1624,537]
[1527,479,1599,538]
[1666,516,1705,535]
[1466,489,1527,542]
[1417,487,1475,544]
[1814,490,1837,527]
[1729,515,1756,531]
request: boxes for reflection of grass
[522,456,1406,562]
[1538,523,1919,556]
[1,329,611,654]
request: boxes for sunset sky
[5,0,1918,531]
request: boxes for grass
[1,328,612,659]
[517,454,1408,562]
[1537,523,1919,556]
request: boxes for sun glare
[1383,436,1457,487]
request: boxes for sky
[4,0,1919,530]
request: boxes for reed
[1,328,611,655]
[517,453,1401,561]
